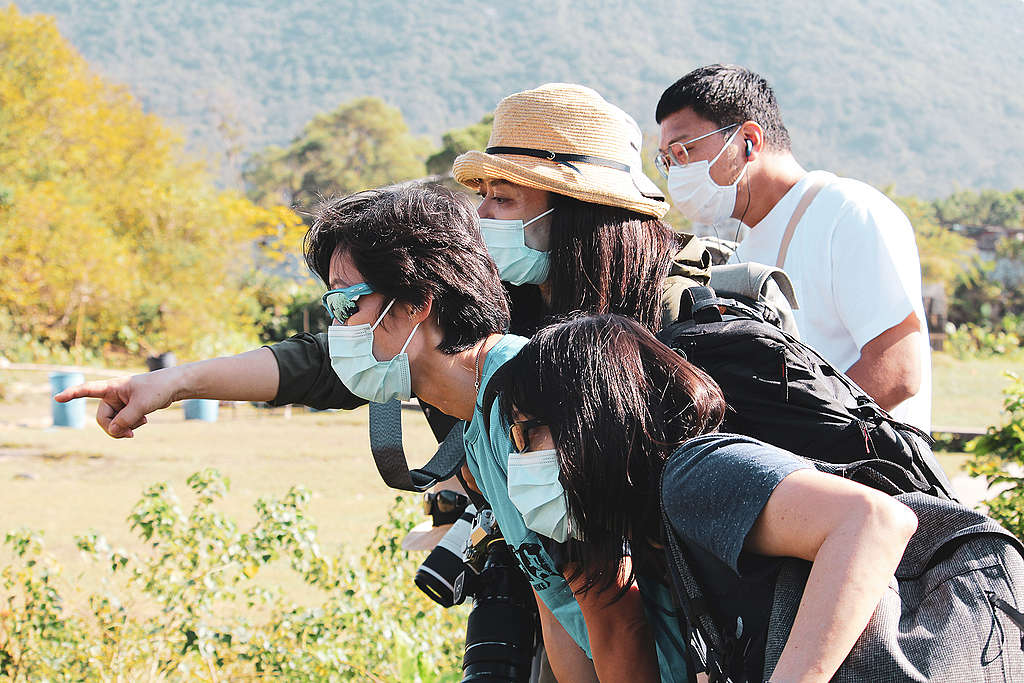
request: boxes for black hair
[545,195,680,332]
[655,64,792,153]
[304,183,510,353]
[491,313,726,597]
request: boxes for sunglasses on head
[321,282,374,323]
[422,489,470,517]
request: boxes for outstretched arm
[54,348,280,438]
[748,469,918,682]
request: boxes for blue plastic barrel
[183,398,219,422]
[50,372,86,429]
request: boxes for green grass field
[931,352,1020,430]
[0,351,1018,610]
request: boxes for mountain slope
[14,0,1024,196]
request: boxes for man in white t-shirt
[654,64,931,431]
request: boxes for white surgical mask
[507,449,578,543]
[666,127,747,226]
[327,299,420,403]
[479,208,555,286]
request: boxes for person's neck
[739,153,807,228]
[538,280,553,307]
[411,333,503,421]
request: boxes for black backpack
[660,455,1024,682]
[656,285,953,500]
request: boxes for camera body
[414,501,538,682]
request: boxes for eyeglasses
[654,123,739,178]
[321,282,374,323]
[510,417,546,453]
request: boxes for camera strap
[368,399,467,492]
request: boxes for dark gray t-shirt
[662,433,812,678]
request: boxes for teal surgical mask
[327,299,420,403]
[506,449,577,543]
[479,208,555,286]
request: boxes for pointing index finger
[54,380,117,403]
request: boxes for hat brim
[454,151,669,219]
[401,520,452,552]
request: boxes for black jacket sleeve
[264,332,367,410]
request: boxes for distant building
[951,224,1024,260]
[922,282,948,351]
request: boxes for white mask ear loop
[370,298,397,331]
[399,321,421,354]
[710,126,749,194]
[522,207,554,229]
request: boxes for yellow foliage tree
[0,6,305,362]
[891,193,974,293]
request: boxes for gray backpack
[662,459,1024,682]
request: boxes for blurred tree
[891,194,974,293]
[947,235,1024,328]
[243,97,431,214]
[0,6,304,362]
[425,114,493,177]
[933,189,1024,228]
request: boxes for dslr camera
[414,494,539,682]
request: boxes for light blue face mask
[327,298,421,403]
[507,449,578,543]
[479,208,555,286]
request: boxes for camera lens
[461,543,537,682]
[414,506,476,607]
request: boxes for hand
[54,369,182,438]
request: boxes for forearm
[570,562,659,683]
[769,501,916,682]
[845,356,917,410]
[535,591,599,683]
[591,590,658,682]
[172,347,280,402]
[845,313,923,411]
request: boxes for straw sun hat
[453,83,669,218]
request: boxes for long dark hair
[545,195,679,333]
[492,314,726,596]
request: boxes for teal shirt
[462,334,593,657]
[463,334,689,680]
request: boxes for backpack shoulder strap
[709,263,801,336]
[709,262,798,311]
[776,177,829,268]
[660,465,735,682]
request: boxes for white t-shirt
[729,170,932,431]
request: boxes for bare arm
[534,591,599,683]
[54,348,280,438]
[567,557,659,683]
[747,469,918,682]
[845,312,923,411]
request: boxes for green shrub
[966,373,1024,539]
[0,470,467,681]
[945,315,1024,360]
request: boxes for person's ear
[740,121,766,161]
[406,294,434,325]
